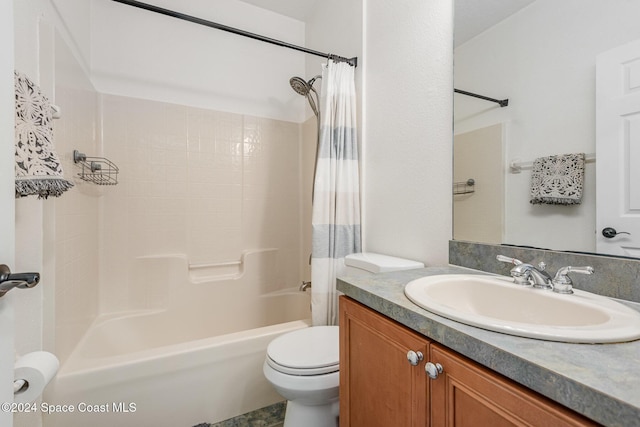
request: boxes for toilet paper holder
[0,265,40,298]
[13,351,60,403]
[13,379,28,394]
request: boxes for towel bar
[510,153,595,173]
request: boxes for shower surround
[98,93,308,312]
[48,71,315,426]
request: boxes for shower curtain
[311,59,361,326]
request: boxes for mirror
[453,0,640,257]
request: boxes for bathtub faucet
[0,264,40,298]
[299,281,311,292]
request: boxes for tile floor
[195,401,285,427]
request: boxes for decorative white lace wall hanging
[14,70,73,199]
[530,153,585,205]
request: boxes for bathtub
[45,250,311,427]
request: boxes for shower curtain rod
[111,0,358,67]
[454,89,509,107]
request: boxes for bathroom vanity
[337,266,640,427]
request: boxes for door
[339,297,429,427]
[596,39,640,257]
[429,344,598,426]
[1,0,16,425]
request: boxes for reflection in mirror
[453,0,640,258]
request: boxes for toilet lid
[267,326,339,375]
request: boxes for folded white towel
[14,70,73,199]
[530,153,585,205]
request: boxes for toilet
[263,252,424,427]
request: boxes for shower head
[290,75,322,118]
[290,76,311,96]
[289,75,322,96]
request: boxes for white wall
[454,0,640,252]
[50,0,91,72]
[13,2,98,426]
[90,0,307,122]
[0,1,15,426]
[305,0,363,121]
[13,0,49,365]
[362,0,453,266]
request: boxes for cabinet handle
[406,350,424,366]
[425,362,443,379]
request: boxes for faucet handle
[497,256,532,285]
[496,255,523,265]
[552,266,594,294]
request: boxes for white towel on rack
[530,153,584,205]
[14,70,73,198]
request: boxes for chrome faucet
[510,262,553,289]
[497,256,594,294]
[496,255,552,289]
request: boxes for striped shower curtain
[311,60,361,326]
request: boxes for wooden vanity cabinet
[339,295,429,427]
[339,296,599,427]
[429,344,599,426]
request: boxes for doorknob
[0,265,40,297]
[602,227,631,239]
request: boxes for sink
[404,274,640,343]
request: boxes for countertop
[337,266,640,427]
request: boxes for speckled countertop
[337,266,640,427]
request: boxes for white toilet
[263,252,424,427]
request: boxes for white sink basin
[404,274,640,343]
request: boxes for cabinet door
[429,344,599,427]
[340,296,429,427]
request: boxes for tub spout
[299,281,311,292]
[0,265,40,297]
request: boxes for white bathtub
[45,250,310,427]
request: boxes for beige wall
[453,124,504,244]
[99,94,306,313]
[52,33,101,365]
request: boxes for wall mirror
[453,0,640,258]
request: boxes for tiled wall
[99,94,308,313]
[52,59,312,364]
[52,34,101,364]
[51,40,312,363]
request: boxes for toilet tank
[344,253,424,276]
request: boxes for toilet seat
[266,326,339,376]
